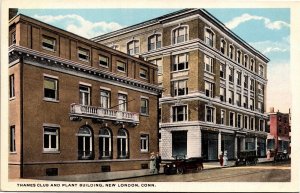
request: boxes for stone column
[255,137,258,156]
[218,131,222,156]
[234,135,238,158]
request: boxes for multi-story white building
[93,8,269,161]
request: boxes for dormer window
[42,36,56,52]
[172,26,188,44]
[148,34,162,51]
[205,28,214,47]
[127,40,139,55]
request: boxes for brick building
[93,9,269,161]
[267,108,291,155]
[8,14,161,178]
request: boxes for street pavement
[115,162,290,182]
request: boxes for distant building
[267,107,291,154]
[93,8,270,161]
[9,14,160,178]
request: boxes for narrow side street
[114,162,290,182]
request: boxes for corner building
[93,9,269,161]
[8,14,160,178]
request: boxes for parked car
[164,156,204,175]
[235,150,258,166]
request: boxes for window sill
[43,98,59,103]
[141,151,149,154]
[170,69,189,73]
[9,152,17,154]
[43,151,60,154]
[140,113,149,117]
[42,47,56,52]
[220,77,226,81]
[9,97,16,101]
[79,58,90,63]
[140,76,148,80]
[117,69,126,73]
[99,64,109,68]
[204,71,215,76]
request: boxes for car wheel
[197,165,203,172]
[177,167,184,175]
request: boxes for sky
[18,8,291,113]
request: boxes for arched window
[172,26,188,44]
[77,126,93,160]
[117,129,128,158]
[220,39,227,54]
[127,40,140,55]
[250,59,255,71]
[205,28,214,47]
[229,45,235,60]
[244,55,249,68]
[259,64,264,77]
[148,34,162,51]
[237,50,241,64]
[99,128,112,159]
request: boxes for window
[99,55,109,67]
[258,101,263,113]
[244,116,248,129]
[9,74,15,98]
[229,67,234,82]
[236,71,241,86]
[206,106,215,123]
[78,48,89,62]
[250,117,255,130]
[204,55,214,73]
[148,34,162,50]
[173,26,188,44]
[10,126,16,152]
[77,126,93,159]
[158,108,162,123]
[79,85,90,106]
[118,93,127,111]
[250,79,254,91]
[229,112,235,127]
[229,90,234,104]
[139,68,148,79]
[172,105,188,122]
[205,81,214,98]
[140,98,149,115]
[140,134,149,152]
[117,129,128,158]
[259,119,265,131]
[258,83,264,95]
[237,114,242,128]
[172,53,189,71]
[100,90,110,109]
[250,98,254,110]
[259,65,264,77]
[243,96,248,109]
[229,45,235,60]
[244,55,248,67]
[220,64,225,79]
[99,128,112,158]
[150,59,163,75]
[220,39,226,54]
[205,28,214,47]
[117,61,126,72]
[42,36,56,52]
[44,77,58,100]
[237,50,241,64]
[221,110,226,125]
[250,59,255,71]
[44,127,59,152]
[127,40,139,55]
[11,32,16,44]
[220,87,225,102]
[172,80,188,96]
[236,93,241,106]
[244,75,248,88]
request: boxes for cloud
[225,13,290,30]
[267,61,291,113]
[33,14,124,38]
[249,36,289,55]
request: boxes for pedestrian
[149,152,156,174]
[267,149,271,160]
[223,151,228,166]
[155,152,162,174]
[219,151,223,166]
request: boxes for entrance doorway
[172,131,187,158]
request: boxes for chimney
[270,107,274,113]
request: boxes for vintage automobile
[235,150,258,166]
[163,156,204,175]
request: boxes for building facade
[8,14,160,178]
[93,9,269,161]
[267,108,291,155]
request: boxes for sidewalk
[17,158,274,182]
